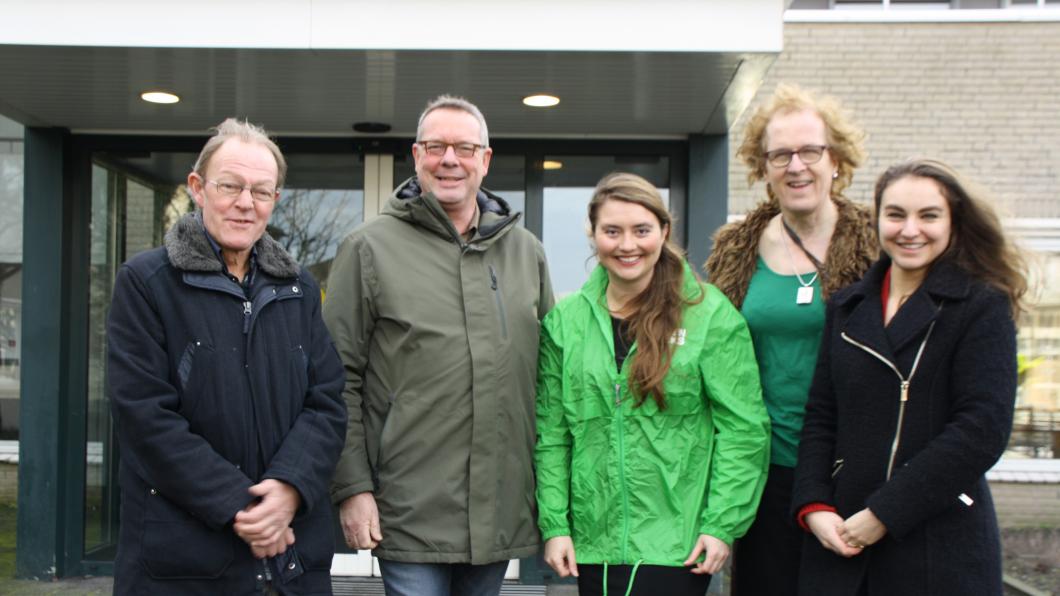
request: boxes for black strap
[781,218,828,286]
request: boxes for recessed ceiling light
[352,121,392,133]
[543,160,563,170]
[523,94,560,108]
[140,90,180,104]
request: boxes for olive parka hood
[325,177,554,564]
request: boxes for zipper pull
[614,383,622,406]
[243,300,252,334]
[900,380,910,402]
[488,265,498,290]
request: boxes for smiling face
[878,175,952,281]
[187,138,279,259]
[413,107,493,215]
[764,109,836,216]
[592,198,668,294]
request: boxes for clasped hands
[806,507,887,558]
[233,479,301,559]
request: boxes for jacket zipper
[841,322,936,480]
[614,381,631,561]
[488,265,509,340]
[238,284,300,503]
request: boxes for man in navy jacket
[106,118,346,594]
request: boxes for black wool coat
[792,257,1015,596]
[106,213,347,595]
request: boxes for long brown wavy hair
[589,172,704,410]
[873,159,1028,319]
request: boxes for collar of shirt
[461,201,481,242]
[197,211,258,290]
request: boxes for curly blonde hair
[737,83,866,200]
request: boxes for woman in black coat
[792,159,1028,596]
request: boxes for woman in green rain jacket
[535,173,771,596]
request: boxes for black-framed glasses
[764,145,828,168]
[206,179,279,203]
[417,141,484,159]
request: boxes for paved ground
[0,577,579,595]
[0,576,112,595]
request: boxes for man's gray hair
[192,118,288,188]
[415,95,490,147]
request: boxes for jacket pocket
[367,394,395,486]
[140,488,234,580]
[288,344,310,402]
[177,342,196,389]
[176,341,216,419]
[374,395,397,471]
[488,264,509,340]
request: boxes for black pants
[577,564,712,596]
[732,464,802,596]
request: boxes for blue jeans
[377,559,509,596]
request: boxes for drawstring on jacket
[602,559,644,596]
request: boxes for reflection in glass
[86,164,121,558]
[271,154,365,288]
[1012,251,1060,459]
[542,156,670,297]
[270,188,363,287]
[0,123,23,440]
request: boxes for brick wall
[728,21,1060,219]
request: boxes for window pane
[1012,251,1060,459]
[833,1,885,9]
[542,156,669,297]
[85,163,119,558]
[268,153,365,288]
[0,115,22,442]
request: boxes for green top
[741,257,825,468]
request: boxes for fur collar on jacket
[705,196,878,310]
[164,212,301,279]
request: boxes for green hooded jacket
[325,177,554,564]
[535,264,770,566]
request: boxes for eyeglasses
[205,179,278,203]
[417,141,484,159]
[764,145,829,168]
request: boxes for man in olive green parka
[324,95,554,596]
